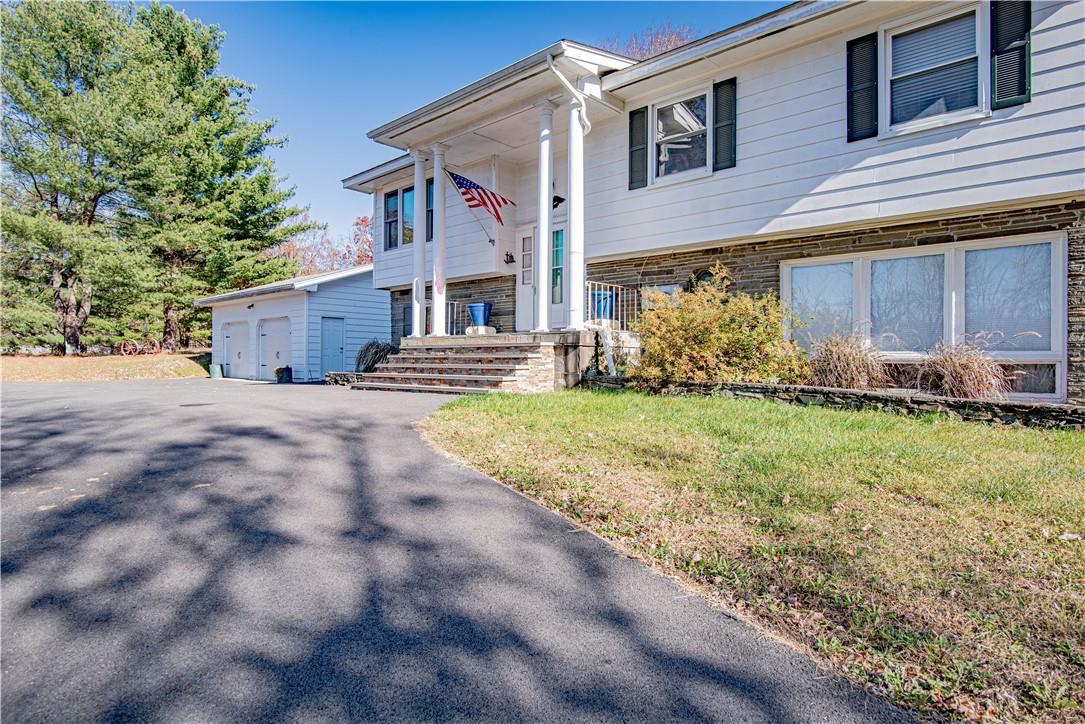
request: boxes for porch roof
[366,40,633,150]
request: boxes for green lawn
[421,390,1085,721]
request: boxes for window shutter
[712,78,737,171]
[991,1,1031,109]
[846,33,878,141]
[628,106,648,190]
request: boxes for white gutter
[546,54,591,135]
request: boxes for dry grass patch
[1,353,210,382]
[420,390,1085,721]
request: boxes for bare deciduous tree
[604,22,698,60]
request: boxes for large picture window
[382,179,435,251]
[781,233,1066,400]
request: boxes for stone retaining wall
[580,377,1085,430]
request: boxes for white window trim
[780,231,1069,402]
[878,2,991,140]
[646,83,714,187]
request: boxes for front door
[514,226,536,331]
[320,317,345,376]
[514,226,568,330]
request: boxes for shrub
[355,339,399,373]
[808,333,889,390]
[631,264,810,391]
[916,342,1011,399]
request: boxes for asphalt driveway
[1,379,908,723]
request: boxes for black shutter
[628,106,648,190]
[846,33,878,142]
[712,78,737,171]
[992,1,1031,109]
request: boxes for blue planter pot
[591,290,616,320]
[467,302,493,327]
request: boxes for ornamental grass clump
[916,342,1011,399]
[631,264,810,391]
[808,333,889,390]
[355,339,399,373]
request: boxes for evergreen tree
[1,0,306,352]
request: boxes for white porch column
[409,149,427,337]
[566,94,586,329]
[431,144,448,335]
[534,101,555,332]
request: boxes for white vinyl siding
[305,271,391,376]
[780,231,1068,400]
[585,0,1082,260]
[372,158,505,290]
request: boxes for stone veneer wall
[389,275,517,345]
[581,377,1085,430]
[585,201,1085,404]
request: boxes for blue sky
[171,1,788,241]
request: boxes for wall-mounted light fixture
[504,252,516,264]
[552,195,566,209]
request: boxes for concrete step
[350,381,491,394]
[394,350,542,360]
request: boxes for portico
[344,41,633,338]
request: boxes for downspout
[546,55,591,135]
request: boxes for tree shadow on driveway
[1,381,909,723]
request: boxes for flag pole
[444,168,495,245]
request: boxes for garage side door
[222,321,250,379]
[258,317,291,381]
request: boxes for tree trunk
[162,301,180,352]
[51,263,92,355]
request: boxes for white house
[343,1,1084,402]
[194,265,390,381]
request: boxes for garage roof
[193,264,374,307]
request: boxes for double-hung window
[383,191,399,250]
[848,3,1031,140]
[401,186,415,245]
[628,78,737,189]
[655,95,707,179]
[888,8,982,128]
[781,232,1067,400]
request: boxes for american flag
[446,171,515,225]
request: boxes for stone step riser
[378,366,525,376]
[360,373,515,389]
[351,382,488,395]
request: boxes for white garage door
[222,321,250,379]
[258,317,291,381]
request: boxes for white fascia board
[601,0,850,93]
[293,265,373,290]
[365,40,632,148]
[342,155,412,192]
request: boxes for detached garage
[194,265,390,381]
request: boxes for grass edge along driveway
[420,390,1085,722]
[0,353,209,382]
